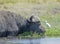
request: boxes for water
[0,38,60,44]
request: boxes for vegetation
[40,14,60,37]
[0,0,60,38]
[18,32,45,39]
[0,0,60,4]
[0,0,17,4]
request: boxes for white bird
[45,20,51,28]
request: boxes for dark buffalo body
[0,11,45,37]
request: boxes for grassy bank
[40,14,60,37]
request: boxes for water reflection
[0,38,60,44]
[7,38,41,44]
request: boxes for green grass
[46,29,60,37]
[0,0,40,4]
[0,0,60,4]
[0,0,18,4]
[40,14,60,37]
[17,32,45,39]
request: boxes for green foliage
[18,32,45,39]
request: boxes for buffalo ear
[27,15,34,23]
[27,15,40,23]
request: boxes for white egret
[45,20,51,28]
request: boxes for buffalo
[0,11,45,37]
